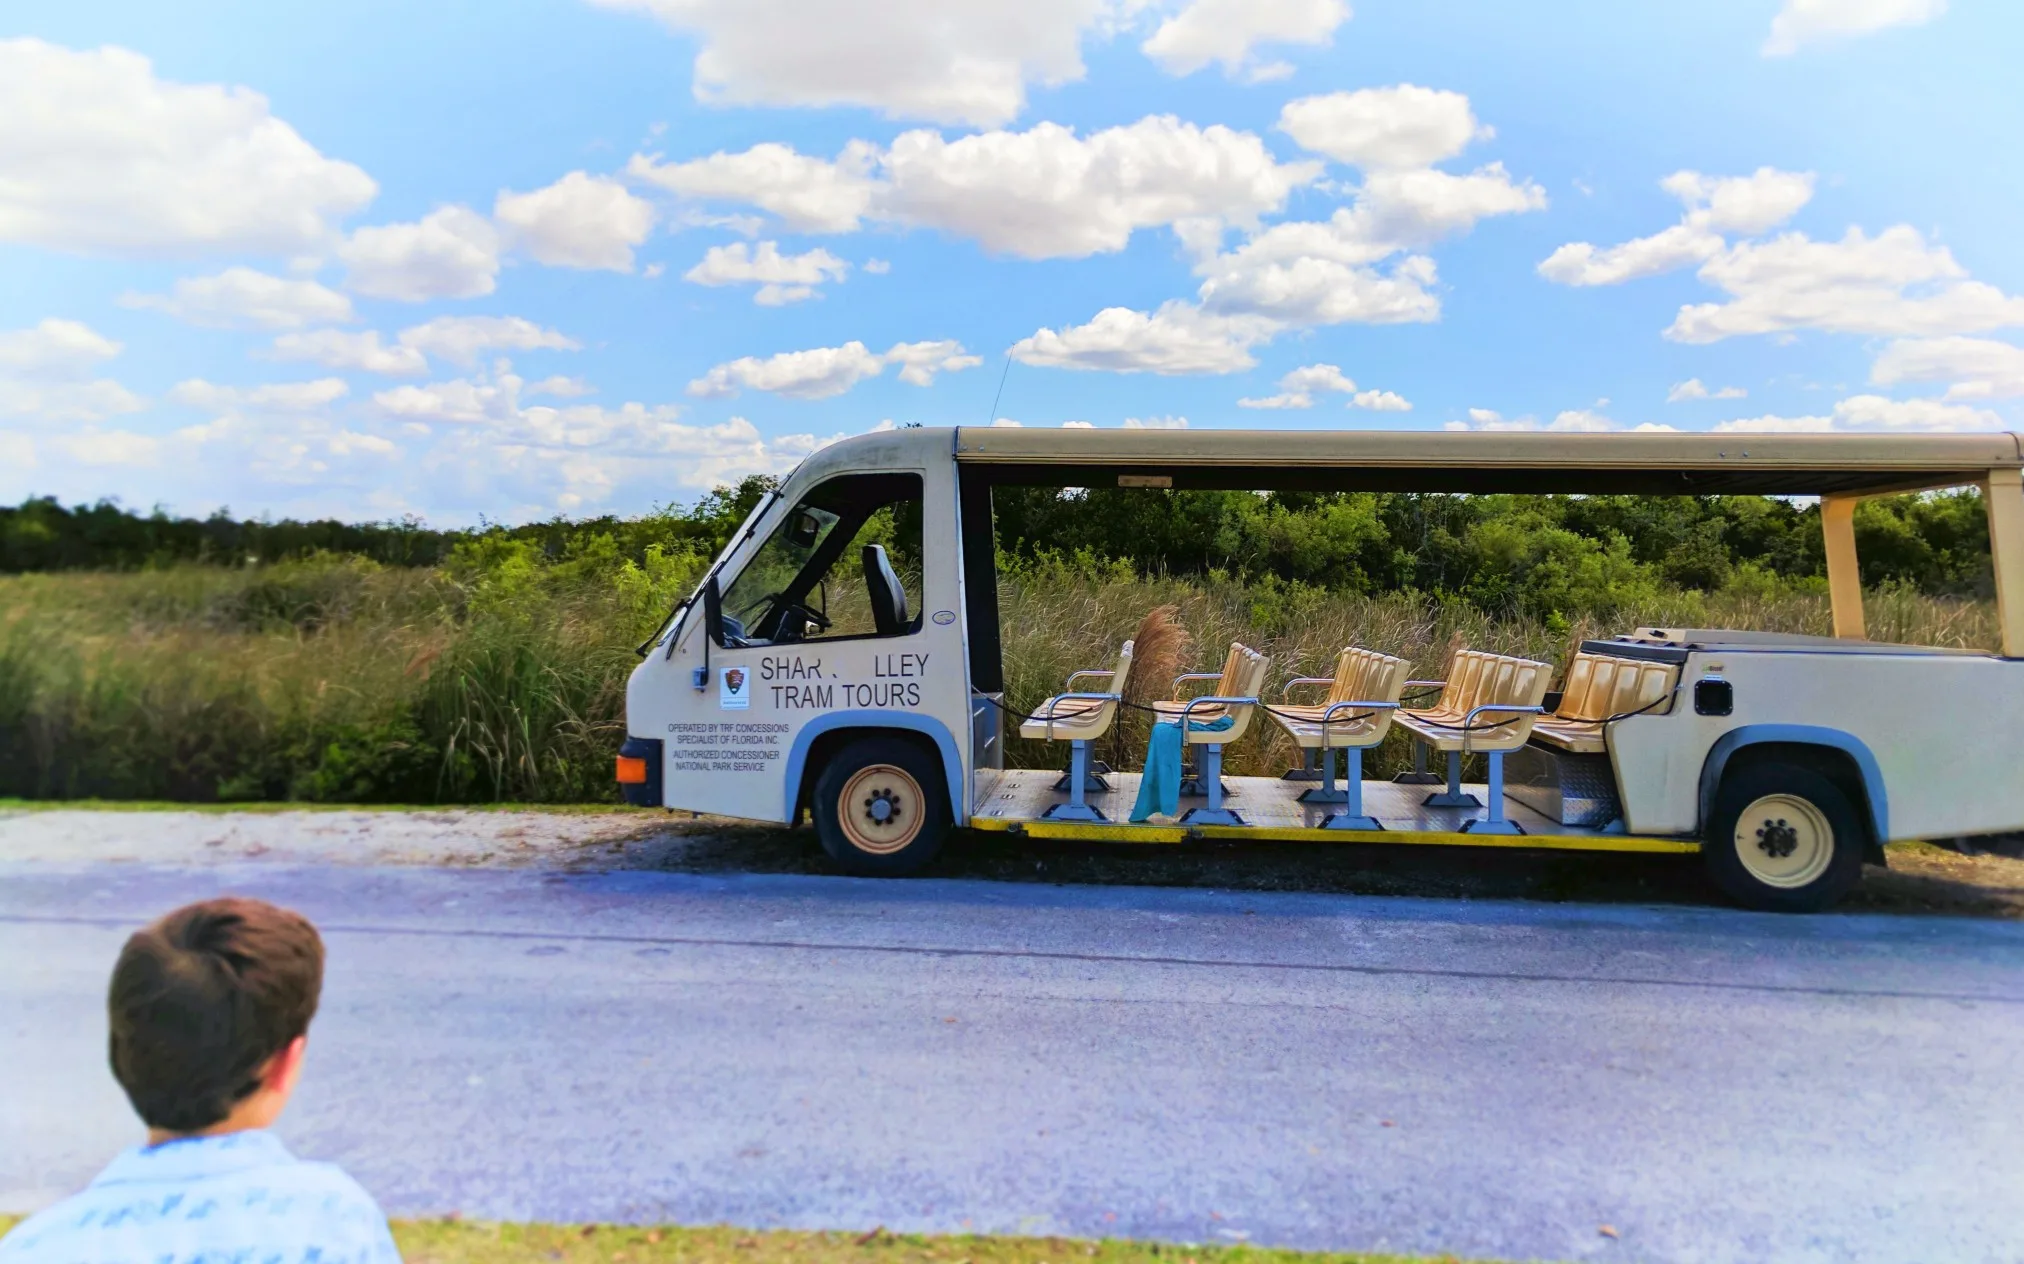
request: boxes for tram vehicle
[618,427,2024,911]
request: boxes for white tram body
[622,427,2024,910]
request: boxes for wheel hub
[1755,817,1800,859]
[1732,792,1834,889]
[864,788,903,827]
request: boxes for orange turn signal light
[615,755,649,784]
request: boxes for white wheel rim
[1733,793,1834,889]
[837,763,924,856]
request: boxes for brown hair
[107,898,325,1132]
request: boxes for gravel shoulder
[3,805,2020,917]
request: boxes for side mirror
[786,508,821,548]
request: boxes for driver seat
[863,544,910,635]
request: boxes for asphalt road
[4,861,2022,1264]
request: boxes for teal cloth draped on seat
[1130,715,1234,822]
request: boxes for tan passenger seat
[1394,650,1551,834]
[1019,639,1135,822]
[1268,647,1408,829]
[1530,651,1680,753]
[1154,642,1269,826]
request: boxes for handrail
[1036,691,1121,741]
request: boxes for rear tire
[811,736,950,876]
[1703,762,1866,912]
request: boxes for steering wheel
[760,595,831,641]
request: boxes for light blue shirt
[0,1130,400,1263]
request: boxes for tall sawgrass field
[0,540,2000,802]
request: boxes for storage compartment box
[1506,744,1621,828]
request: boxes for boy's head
[107,897,325,1135]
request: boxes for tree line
[2,481,1993,617]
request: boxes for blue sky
[3,0,2021,524]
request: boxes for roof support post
[1821,493,1865,641]
[1985,467,2024,658]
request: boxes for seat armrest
[1320,700,1401,724]
[1034,691,1121,740]
[1065,669,1115,688]
[1459,703,1545,754]
[1282,677,1335,699]
[1179,695,1257,727]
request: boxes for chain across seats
[1018,639,1135,821]
[1267,647,1408,830]
[1394,649,1552,834]
[1151,642,1270,826]
[1530,650,1680,753]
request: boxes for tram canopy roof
[949,428,2024,497]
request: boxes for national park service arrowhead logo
[720,665,750,710]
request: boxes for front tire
[811,737,950,876]
[1703,762,1866,912]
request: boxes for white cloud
[171,377,350,415]
[1445,408,1667,433]
[1237,362,1354,408]
[1539,168,1811,287]
[396,316,580,368]
[372,377,516,426]
[0,319,145,424]
[1538,224,1725,287]
[683,241,850,304]
[1669,226,2024,343]
[54,429,163,467]
[1007,87,1539,374]
[120,267,356,330]
[863,258,892,275]
[339,206,501,301]
[1764,0,1946,56]
[1192,162,1541,328]
[1871,336,2024,399]
[1141,0,1349,80]
[1010,303,1271,375]
[882,340,984,386]
[1278,85,1487,169]
[1666,378,1748,402]
[0,319,123,376]
[879,117,1316,259]
[629,143,880,235]
[1197,245,1442,327]
[268,329,428,376]
[687,342,887,400]
[1715,392,1999,432]
[687,339,980,398]
[526,375,595,398]
[1122,415,1189,428]
[494,171,656,272]
[0,380,146,425]
[1543,168,2024,345]
[1351,388,1411,411]
[0,38,376,257]
[586,0,1109,127]
[1661,167,1817,236]
[632,117,1319,261]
